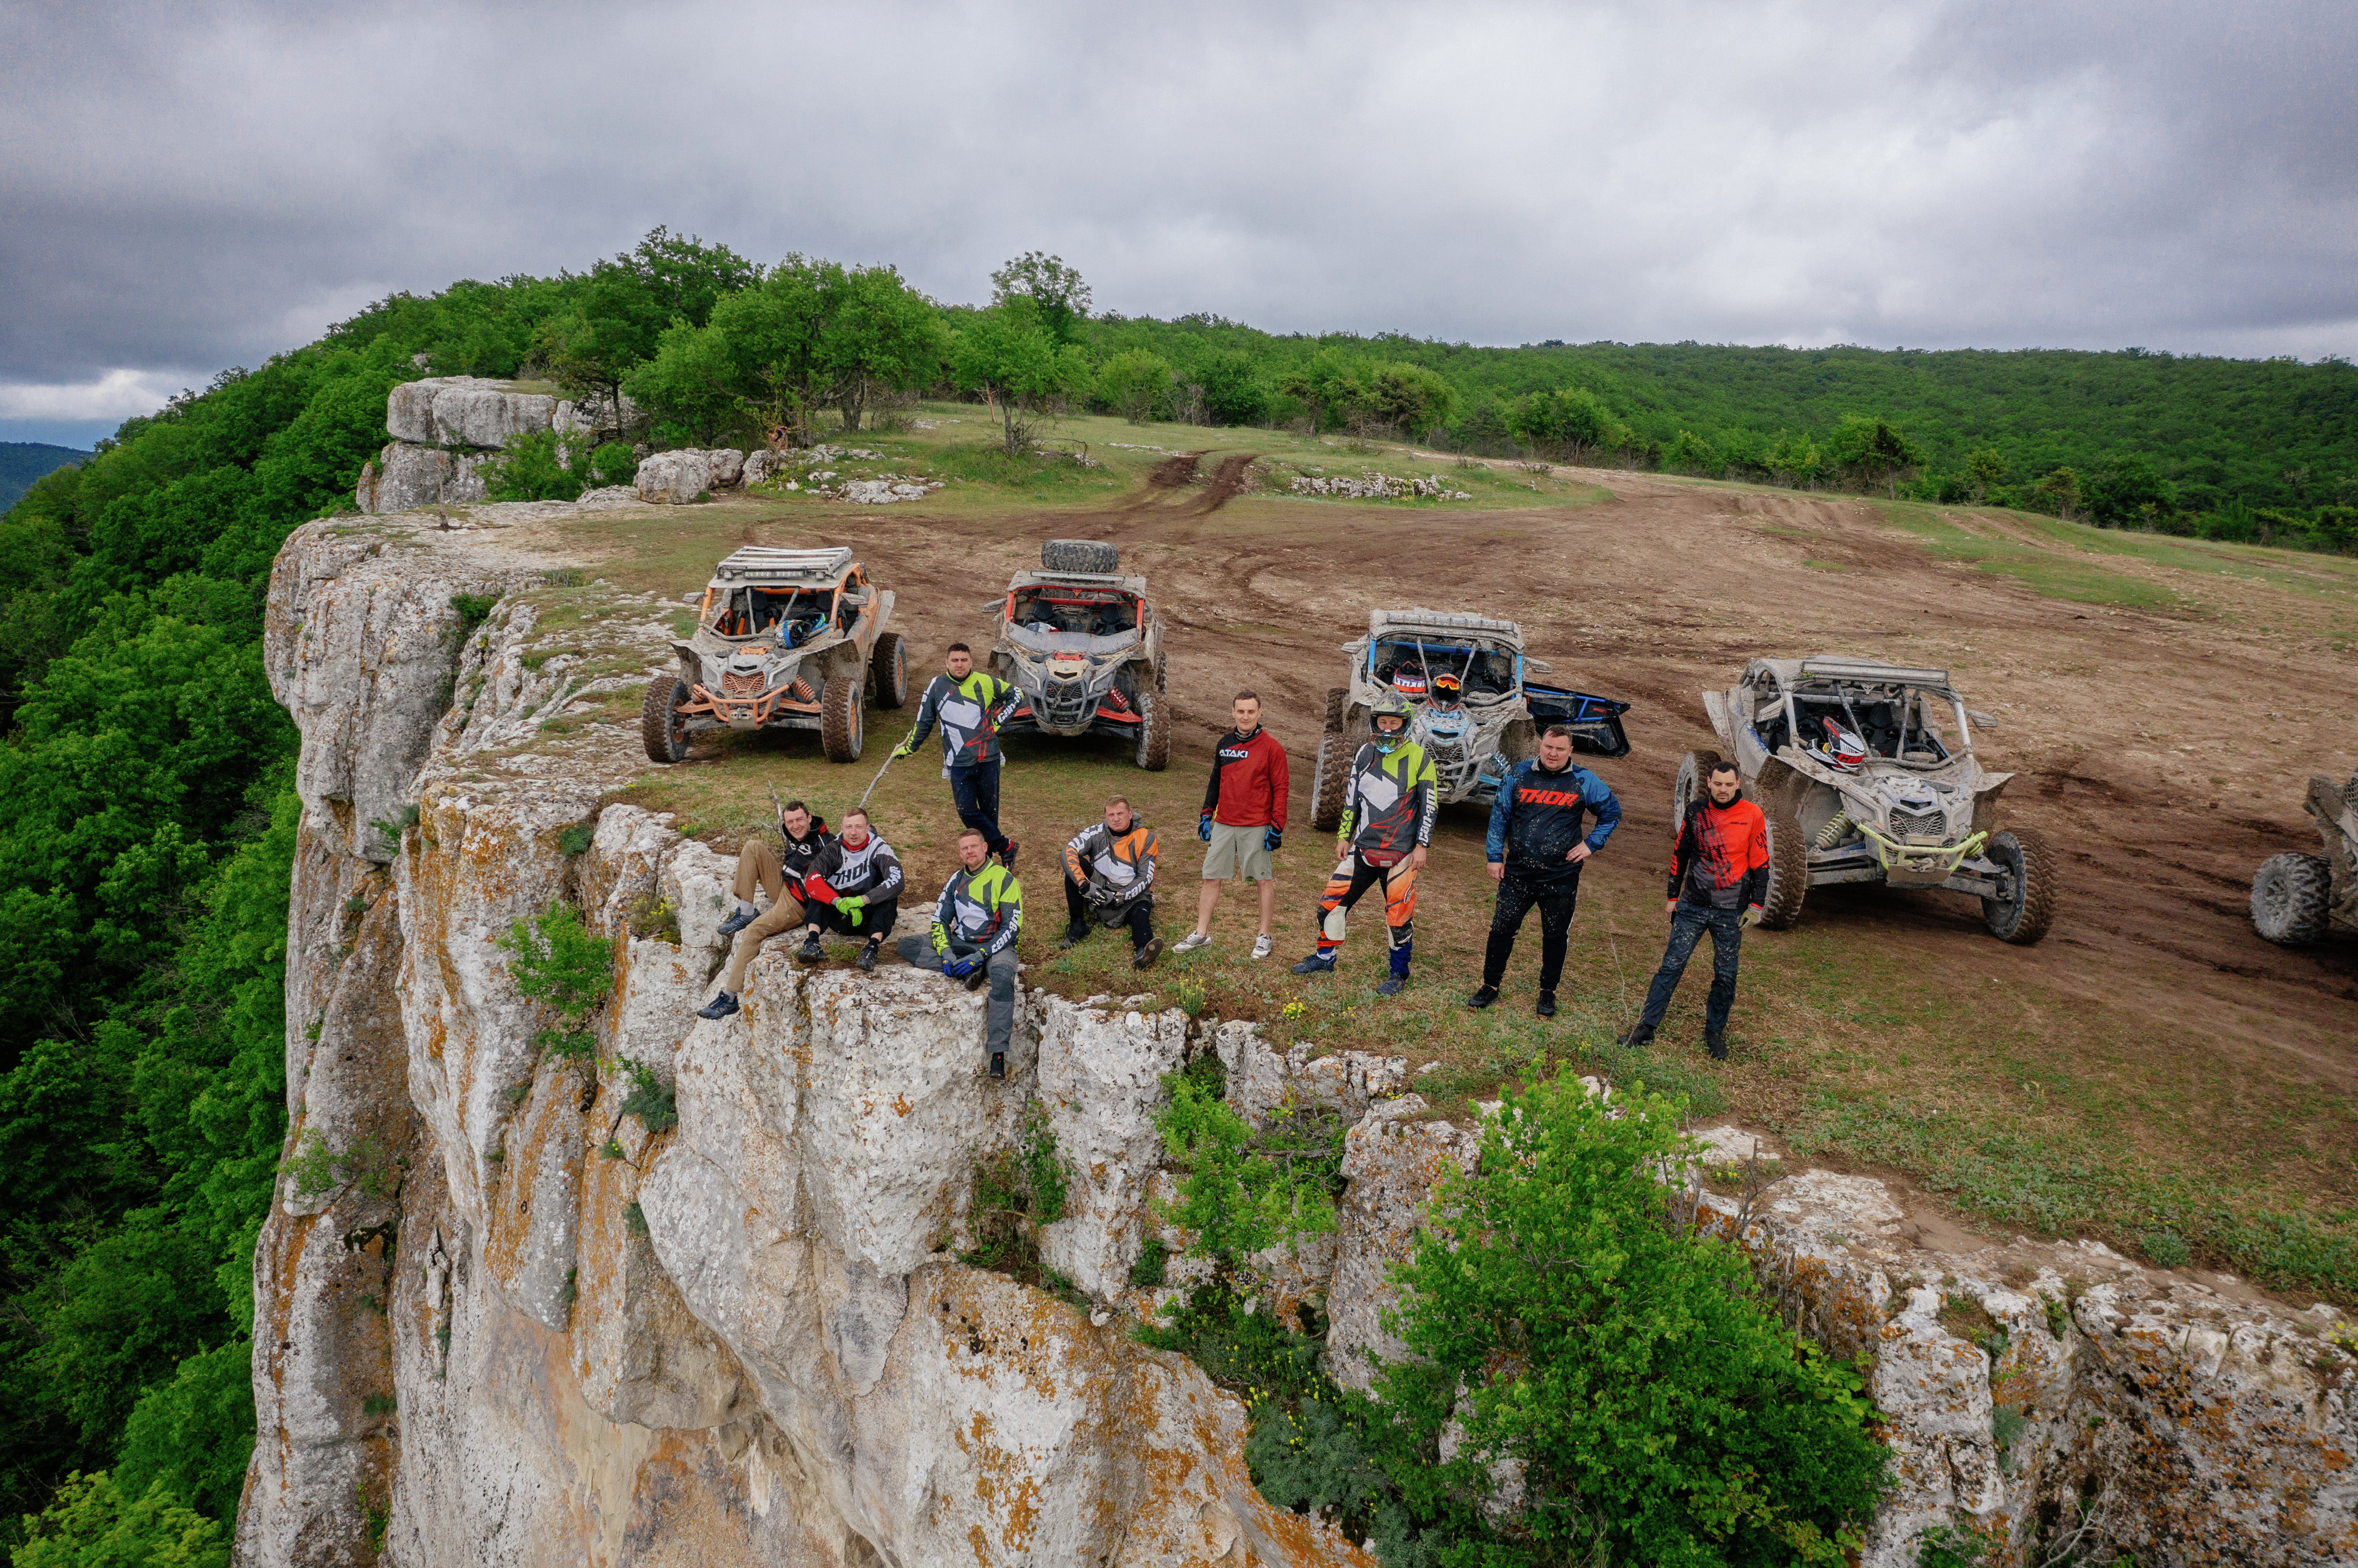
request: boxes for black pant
[811,896,897,940]
[1065,874,1156,950]
[1637,901,1743,1037]
[1481,870,1581,991]
[949,761,1007,856]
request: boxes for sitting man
[701,800,834,1020]
[898,828,1024,1080]
[794,806,903,972]
[1059,795,1162,969]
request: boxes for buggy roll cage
[1748,659,1975,771]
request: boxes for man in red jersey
[1621,758,1768,1059]
[1173,691,1288,960]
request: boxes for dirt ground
[500,442,2357,1295]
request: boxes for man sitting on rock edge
[701,800,833,1020]
[898,827,1024,1079]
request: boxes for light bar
[1798,658,1952,687]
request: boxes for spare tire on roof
[1042,538,1118,573]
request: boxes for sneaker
[998,839,1020,872]
[1058,922,1091,951]
[1535,991,1557,1018]
[988,1052,1006,1080]
[1252,934,1275,960]
[1375,974,1407,996]
[796,932,825,965]
[1172,930,1212,954]
[697,990,740,1021]
[1132,937,1163,970]
[1616,1025,1655,1048]
[1290,951,1336,975]
[1465,986,1498,1010]
[856,942,878,973]
[1705,1032,1728,1061]
[717,906,757,939]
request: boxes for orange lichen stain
[894,1092,913,1118]
[966,1522,991,1567]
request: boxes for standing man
[793,806,904,973]
[1467,725,1622,1017]
[1621,758,1767,1060]
[898,828,1025,1080]
[703,800,834,1020]
[893,642,1022,869]
[1173,691,1288,960]
[1060,796,1162,969]
[1291,695,1434,995]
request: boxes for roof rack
[1368,608,1524,645]
[712,546,853,585]
[1797,657,1952,687]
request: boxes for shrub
[960,1102,1077,1300]
[478,430,585,502]
[586,441,638,488]
[1370,1068,1889,1566]
[1152,1071,1339,1272]
[617,1057,677,1135]
[2142,1230,2191,1269]
[448,591,501,642]
[13,1471,229,1568]
[494,902,615,1060]
[556,822,594,857]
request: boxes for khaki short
[1202,820,1275,882]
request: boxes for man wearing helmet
[1468,724,1621,1016]
[1290,693,1436,994]
[1427,670,1463,711]
[1620,757,1768,1059]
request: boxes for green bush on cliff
[495,903,616,1060]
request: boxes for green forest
[0,449,90,515]
[1,228,2352,1562]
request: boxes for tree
[1766,430,1824,488]
[535,228,758,437]
[2034,466,2084,521]
[1510,386,1617,462]
[1193,351,1269,427]
[1662,428,1720,476]
[1372,1069,1889,1566]
[1825,415,1925,497]
[820,265,947,431]
[990,252,1092,346]
[1965,446,2007,503]
[950,299,1089,456]
[1096,350,1174,423]
[2083,451,2178,528]
[1277,349,1358,434]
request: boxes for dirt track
[806,465,2357,1092]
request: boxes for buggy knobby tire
[1671,749,1722,826]
[642,676,690,763]
[870,631,908,709]
[1981,827,2057,945]
[1758,810,1810,930]
[1310,688,1352,832]
[820,675,865,763]
[1155,650,1167,692]
[1136,687,1171,770]
[1042,538,1119,573]
[2250,851,2332,945]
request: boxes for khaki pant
[724,838,806,994]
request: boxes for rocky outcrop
[356,378,642,515]
[242,505,2354,1567]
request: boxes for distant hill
[0,442,92,509]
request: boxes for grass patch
[1874,505,2179,610]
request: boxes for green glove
[837,895,866,927]
[931,920,949,955]
[892,738,917,760]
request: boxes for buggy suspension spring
[1815,813,1854,849]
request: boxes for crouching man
[701,800,833,1020]
[1060,795,1162,969]
[795,806,902,971]
[897,828,1025,1079]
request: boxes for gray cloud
[3,0,2352,425]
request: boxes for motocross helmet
[1370,693,1412,751]
[1429,671,1462,709]
[1811,722,1869,772]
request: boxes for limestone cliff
[238,502,2353,1567]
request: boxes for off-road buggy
[987,538,1170,770]
[1692,656,2054,943]
[2250,770,2358,944]
[1308,609,1630,830]
[641,545,905,765]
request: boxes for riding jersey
[1668,796,1769,910]
[777,817,833,881]
[1485,758,1621,882]
[1338,740,1437,865]
[1202,726,1288,829]
[933,862,1023,954]
[1063,818,1158,907]
[801,833,903,906]
[908,671,1021,770]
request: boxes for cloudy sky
[4,0,2353,448]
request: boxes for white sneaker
[1252,934,1275,959]
[1172,930,1213,953]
